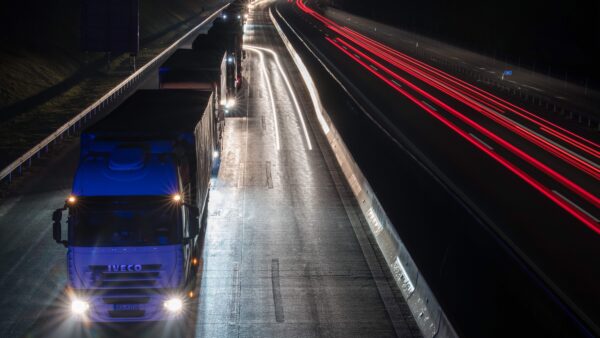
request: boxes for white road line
[246,47,281,150]
[521,84,544,92]
[552,190,599,223]
[245,45,313,150]
[420,100,438,112]
[497,111,600,169]
[469,133,494,150]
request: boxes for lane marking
[420,100,437,112]
[552,190,599,223]
[271,258,285,323]
[229,262,241,324]
[469,133,494,150]
[266,161,273,189]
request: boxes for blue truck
[52,89,216,322]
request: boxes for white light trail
[269,8,330,135]
[245,44,313,150]
[246,46,281,151]
[249,0,275,9]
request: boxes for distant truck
[52,89,217,322]
[193,12,244,91]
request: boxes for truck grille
[88,264,163,288]
[87,264,164,318]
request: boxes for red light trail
[294,0,599,233]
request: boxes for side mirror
[189,207,200,238]
[52,209,68,247]
[52,209,62,223]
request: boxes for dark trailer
[193,17,244,89]
[159,49,226,162]
[81,89,216,210]
[160,48,228,108]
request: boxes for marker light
[173,194,182,202]
[237,14,241,19]
[67,195,77,204]
[227,57,234,63]
[71,299,89,315]
[164,297,183,313]
[212,151,219,159]
[226,98,236,109]
[222,14,228,20]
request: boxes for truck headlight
[71,299,90,315]
[164,297,183,313]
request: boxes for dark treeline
[330,0,600,89]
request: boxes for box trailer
[160,48,228,154]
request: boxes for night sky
[332,0,600,88]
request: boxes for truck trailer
[160,48,229,108]
[52,89,216,322]
[160,48,228,156]
[193,15,244,90]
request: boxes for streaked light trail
[246,46,281,150]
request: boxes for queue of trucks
[51,1,246,324]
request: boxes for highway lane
[195,5,419,335]
[275,1,600,336]
[0,1,420,337]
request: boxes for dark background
[330,0,600,89]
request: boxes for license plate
[113,304,142,311]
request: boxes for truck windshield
[69,196,181,247]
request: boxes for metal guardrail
[0,3,229,186]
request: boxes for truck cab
[52,90,215,322]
